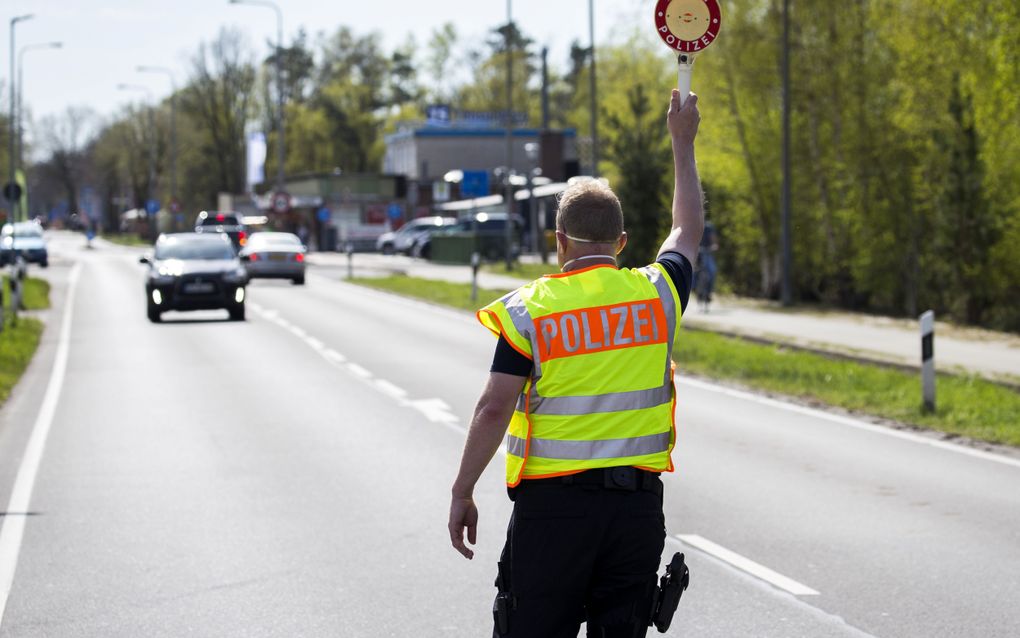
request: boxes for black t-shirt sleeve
[490,334,534,377]
[655,252,693,315]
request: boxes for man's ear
[555,230,569,253]
[616,232,628,255]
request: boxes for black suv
[140,233,249,322]
[195,211,247,250]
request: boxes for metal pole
[504,0,515,270]
[137,67,177,204]
[19,43,62,220]
[780,0,792,305]
[9,15,34,222]
[920,310,935,412]
[541,46,549,130]
[588,0,598,177]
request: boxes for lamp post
[229,0,285,192]
[588,0,599,177]
[17,41,62,219]
[117,84,157,210]
[524,142,541,256]
[137,66,177,209]
[780,0,792,305]
[504,0,515,270]
[8,13,34,222]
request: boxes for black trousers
[494,470,666,638]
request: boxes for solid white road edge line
[0,263,81,628]
[674,534,818,596]
[676,376,1020,470]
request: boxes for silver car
[239,232,307,285]
[375,216,453,255]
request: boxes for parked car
[412,212,523,261]
[0,221,48,267]
[140,233,248,323]
[239,232,307,285]
[375,216,454,255]
[194,211,247,250]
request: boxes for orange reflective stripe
[535,299,667,362]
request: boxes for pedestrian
[693,218,719,312]
[448,89,703,637]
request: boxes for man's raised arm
[657,90,704,265]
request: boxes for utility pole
[8,14,34,222]
[504,0,515,270]
[137,66,177,208]
[589,0,598,177]
[229,0,286,191]
[780,0,792,306]
[18,41,62,218]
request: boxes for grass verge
[482,262,558,281]
[2,276,51,311]
[351,274,1020,447]
[1,277,48,406]
[101,233,152,247]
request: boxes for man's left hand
[448,495,479,559]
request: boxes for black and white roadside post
[654,0,722,105]
[471,252,481,303]
[920,310,935,413]
[346,241,354,280]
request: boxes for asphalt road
[1,233,1018,637]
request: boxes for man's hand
[448,494,479,559]
[667,90,700,146]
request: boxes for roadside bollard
[346,241,354,279]
[471,252,481,303]
[0,275,5,334]
[920,310,935,412]
[8,271,19,326]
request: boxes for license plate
[183,282,215,294]
[269,254,286,261]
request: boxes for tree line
[20,0,1020,331]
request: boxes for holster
[650,552,690,633]
[493,559,514,636]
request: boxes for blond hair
[556,180,624,243]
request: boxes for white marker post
[654,0,723,104]
[920,310,935,412]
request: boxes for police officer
[448,89,702,637]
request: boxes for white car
[375,216,453,255]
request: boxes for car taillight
[295,253,305,262]
[250,253,259,261]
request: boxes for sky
[5,0,650,141]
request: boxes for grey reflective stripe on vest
[518,381,673,415]
[503,290,542,379]
[640,265,678,385]
[506,430,670,460]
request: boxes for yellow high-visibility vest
[477,263,683,487]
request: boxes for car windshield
[198,214,240,226]
[156,238,235,260]
[11,223,42,238]
[248,234,300,248]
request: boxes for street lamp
[17,41,61,220]
[588,0,599,177]
[229,0,286,192]
[137,66,177,208]
[117,84,157,211]
[8,13,34,222]
[504,0,515,270]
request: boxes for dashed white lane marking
[373,379,408,400]
[305,337,324,351]
[676,376,1020,470]
[0,263,82,627]
[674,534,819,596]
[323,349,346,364]
[346,363,372,379]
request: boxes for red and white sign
[271,191,291,214]
[654,0,722,54]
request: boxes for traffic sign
[145,199,161,214]
[461,171,490,199]
[272,191,292,214]
[654,0,721,53]
[387,203,403,220]
[316,207,331,223]
[2,182,22,203]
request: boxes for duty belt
[518,467,663,496]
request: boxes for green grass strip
[482,262,559,281]
[2,276,51,311]
[1,276,48,406]
[350,274,1020,447]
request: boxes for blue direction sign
[387,203,403,220]
[316,206,331,223]
[145,199,161,214]
[461,171,490,198]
